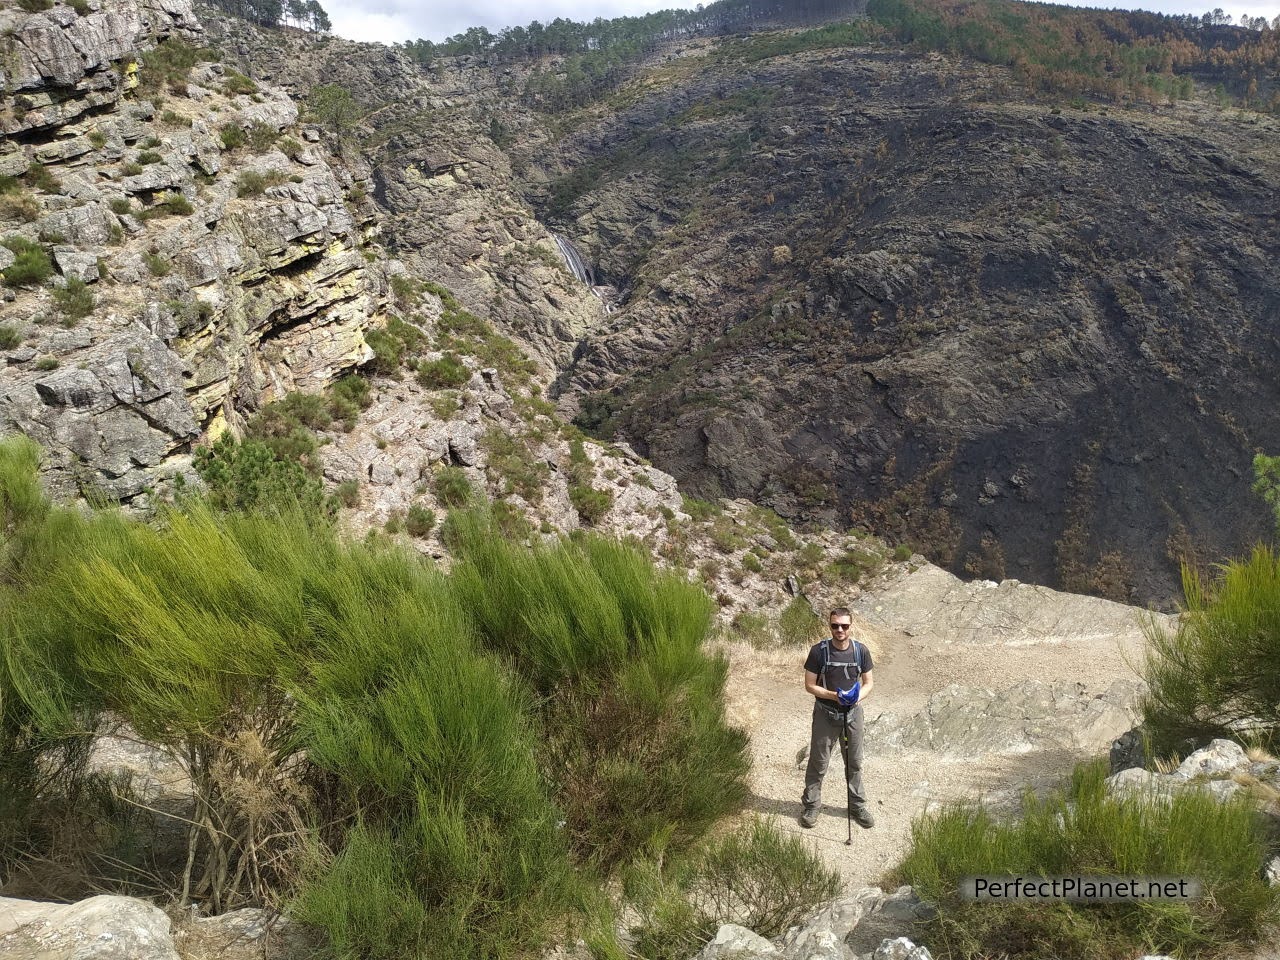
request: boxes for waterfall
[552,233,616,314]
[552,233,594,286]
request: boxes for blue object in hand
[837,682,861,707]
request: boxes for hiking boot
[799,805,820,828]
[851,805,875,829]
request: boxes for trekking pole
[841,714,852,845]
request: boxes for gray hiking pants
[801,701,866,811]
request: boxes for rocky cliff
[0,0,383,503]
[9,0,1278,605]
[194,15,1280,604]
[521,41,1280,605]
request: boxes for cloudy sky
[325,0,1278,45]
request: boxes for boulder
[869,680,1141,757]
[0,895,180,960]
[35,366,110,410]
[1109,726,1148,773]
[873,938,932,960]
[1265,855,1280,887]
[1105,767,1172,798]
[697,924,779,960]
[781,887,884,958]
[54,247,102,283]
[1174,739,1247,780]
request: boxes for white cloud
[324,0,699,44]
[328,6,418,44]
[322,0,1278,46]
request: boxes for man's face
[829,618,852,640]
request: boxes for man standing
[800,608,875,829]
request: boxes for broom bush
[895,760,1278,959]
[0,437,748,957]
[1141,546,1280,756]
[448,510,750,867]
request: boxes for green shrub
[0,444,751,958]
[0,324,20,349]
[364,315,428,377]
[87,129,107,149]
[51,278,94,323]
[16,0,52,11]
[245,397,325,466]
[136,150,163,165]
[245,120,278,152]
[160,109,185,126]
[121,162,143,176]
[778,596,822,647]
[709,517,745,554]
[390,274,422,309]
[34,356,58,371]
[307,84,361,136]
[893,543,914,562]
[896,760,1279,959]
[742,552,763,574]
[626,819,841,960]
[682,495,722,522]
[143,252,169,276]
[570,483,613,526]
[1142,546,1280,755]
[433,467,473,507]
[223,70,258,95]
[417,353,470,389]
[219,124,245,150]
[333,479,361,508]
[364,327,404,374]
[0,468,575,956]
[796,541,825,571]
[482,428,547,504]
[23,162,61,194]
[235,168,288,197]
[0,189,41,222]
[109,197,132,215]
[405,503,435,538]
[491,500,533,540]
[428,391,459,420]
[275,391,333,430]
[448,510,750,867]
[136,38,215,98]
[194,434,327,514]
[1,237,52,287]
[278,136,303,158]
[138,192,193,220]
[327,375,372,430]
[830,546,883,584]
[730,610,771,647]
[165,298,214,329]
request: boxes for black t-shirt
[804,639,873,702]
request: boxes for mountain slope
[522,36,1280,603]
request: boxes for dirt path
[718,565,1165,888]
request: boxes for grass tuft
[896,759,1279,959]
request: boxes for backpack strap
[818,638,830,686]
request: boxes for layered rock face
[521,45,1280,603]
[0,0,381,502]
[198,15,606,372]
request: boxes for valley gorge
[202,9,1280,604]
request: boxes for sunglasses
[829,623,851,631]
